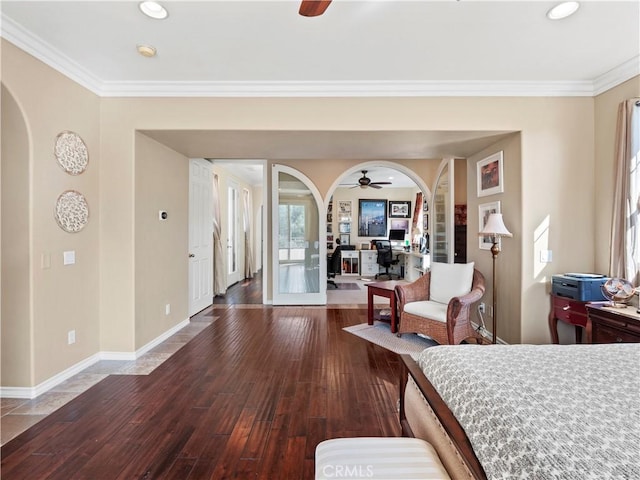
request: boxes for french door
[272,165,325,305]
[431,158,455,263]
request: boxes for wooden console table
[586,303,640,343]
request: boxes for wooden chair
[395,263,486,345]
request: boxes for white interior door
[272,165,326,305]
[227,180,243,286]
[188,158,213,316]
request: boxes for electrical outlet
[68,330,76,345]
[165,304,171,315]
[478,302,485,314]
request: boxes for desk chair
[374,240,400,280]
[327,246,342,288]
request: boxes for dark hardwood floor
[213,270,263,305]
[1,300,403,479]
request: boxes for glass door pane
[272,167,325,305]
[431,159,455,263]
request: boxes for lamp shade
[479,213,513,238]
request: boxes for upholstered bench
[315,437,450,479]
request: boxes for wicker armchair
[395,263,486,345]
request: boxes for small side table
[367,280,407,333]
[548,294,591,344]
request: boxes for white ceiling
[1,1,638,97]
[1,1,638,187]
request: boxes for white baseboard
[0,352,102,399]
[0,318,191,399]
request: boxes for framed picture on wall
[477,151,504,197]
[339,222,351,234]
[479,201,501,250]
[358,199,387,237]
[389,200,411,218]
[340,234,350,245]
[390,218,409,232]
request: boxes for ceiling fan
[343,170,393,189]
[299,0,332,17]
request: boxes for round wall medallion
[55,190,89,233]
[55,131,88,175]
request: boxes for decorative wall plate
[55,131,88,175]
[55,190,89,233]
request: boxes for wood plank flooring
[1,303,403,479]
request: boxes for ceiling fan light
[139,1,168,20]
[546,2,580,20]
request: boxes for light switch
[540,250,553,263]
[63,250,76,265]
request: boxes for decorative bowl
[601,278,635,307]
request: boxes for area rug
[343,321,438,355]
[334,282,360,290]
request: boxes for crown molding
[592,56,640,96]
[2,12,636,98]
[1,13,103,94]
[97,79,595,97]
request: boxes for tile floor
[1,317,215,446]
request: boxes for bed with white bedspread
[401,343,640,479]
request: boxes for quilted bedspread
[416,343,640,479]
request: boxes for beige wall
[467,134,522,343]
[1,40,101,385]
[4,39,634,387]
[1,85,32,387]
[594,77,640,274]
[134,133,189,350]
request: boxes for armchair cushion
[403,300,447,323]
[429,261,475,305]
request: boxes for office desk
[397,251,430,282]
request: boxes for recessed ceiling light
[137,44,157,58]
[547,2,580,20]
[139,1,168,20]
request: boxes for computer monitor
[389,229,406,241]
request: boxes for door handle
[189,253,195,258]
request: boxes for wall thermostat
[159,210,168,221]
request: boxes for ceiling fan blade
[370,181,392,186]
[369,184,383,189]
[299,0,332,17]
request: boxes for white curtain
[610,98,640,285]
[243,189,255,279]
[212,174,227,295]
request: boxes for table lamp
[478,213,512,343]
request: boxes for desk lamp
[478,213,512,344]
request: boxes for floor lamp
[479,213,512,344]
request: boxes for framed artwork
[340,234,350,245]
[358,199,387,237]
[477,151,504,197]
[327,234,334,242]
[479,201,501,250]
[339,222,351,234]
[389,200,411,218]
[338,200,352,215]
[390,218,409,232]
[326,223,333,233]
